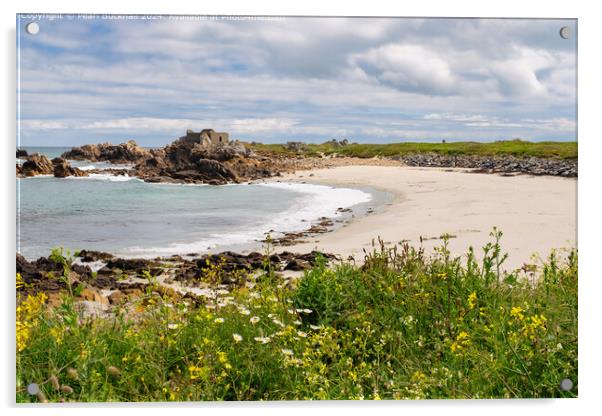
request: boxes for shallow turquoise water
[17,148,386,259]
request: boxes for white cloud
[352,44,458,95]
[17,17,577,145]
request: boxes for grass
[247,139,578,160]
[16,230,577,401]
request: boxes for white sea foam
[76,165,99,171]
[66,173,141,182]
[69,161,134,171]
[121,182,372,258]
[18,174,54,179]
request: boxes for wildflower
[254,336,271,344]
[450,331,471,354]
[250,316,260,324]
[521,314,547,340]
[510,306,525,321]
[16,273,25,290]
[272,318,285,327]
[468,291,477,310]
[49,327,63,345]
[232,333,243,342]
[437,272,448,280]
[297,331,307,338]
[16,292,46,352]
[281,348,294,356]
[189,365,206,380]
[310,324,323,330]
[238,307,251,315]
[293,320,302,326]
[214,317,225,324]
[167,323,179,330]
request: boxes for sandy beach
[272,166,577,271]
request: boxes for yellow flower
[412,370,427,382]
[450,331,471,355]
[468,292,477,310]
[510,306,525,321]
[16,292,47,352]
[49,327,63,345]
[189,365,207,380]
[521,314,547,340]
[16,273,25,290]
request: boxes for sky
[17,15,577,147]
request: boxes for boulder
[80,287,109,306]
[61,140,151,164]
[52,157,89,178]
[16,149,28,158]
[196,159,238,182]
[284,259,311,271]
[21,153,54,176]
[107,290,126,305]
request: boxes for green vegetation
[248,139,577,160]
[16,230,577,401]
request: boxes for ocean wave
[67,173,141,182]
[69,161,134,171]
[75,165,100,171]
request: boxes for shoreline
[17,153,577,271]
[262,165,577,271]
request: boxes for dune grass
[248,139,577,160]
[16,230,577,402]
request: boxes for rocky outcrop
[129,132,285,185]
[396,153,577,177]
[51,157,89,178]
[16,149,28,158]
[56,131,285,185]
[17,154,89,178]
[61,140,151,164]
[16,249,336,303]
[20,153,54,176]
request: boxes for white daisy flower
[254,336,271,344]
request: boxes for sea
[17,147,391,260]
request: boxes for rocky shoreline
[16,153,90,178]
[396,153,577,177]
[16,249,338,314]
[17,134,577,184]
